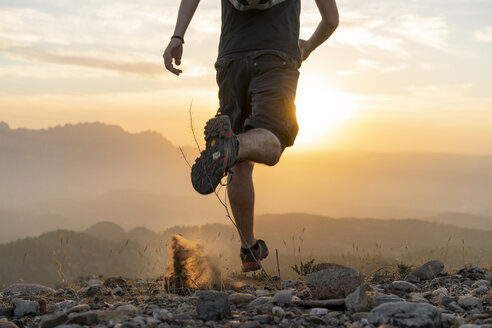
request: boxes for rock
[247,297,273,308]
[196,291,230,321]
[117,304,138,312]
[240,321,261,328]
[12,298,39,317]
[345,284,375,313]
[447,302,465,314]
[153,309,173,322]
[67,304,90,313]
[228,293,256,305]
[66,311,99,325]
[441,313,465,328]
[255,290,269,297]
[104,276,128,288]
[85,285,103,296]
[273,290,292,304]
[0,306,13,318]
[305,264,364,299]
[410,293,428,303]
[472,286,489,296]
[272,306,285,317]
[459,325,481,328]
[351,312,369,321]
[292,298,345,308]
[457,295,481,310]
[281,280,296,289]
[87,279,102,287]
[0,322,19,328]
[392,281,418,293]
[2,283,54,296]
[409,261,444,281]
[310,308,328,316]
[297,287,312,300]
[431,287,449,297]
[368,302,441,328]
[471,280,490,288]
[112,287,123,295]
[373,293,405,306]
[39,313,69,328]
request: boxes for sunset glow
[294,76,356,148]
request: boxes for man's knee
[264,147,281,166]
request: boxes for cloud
[391,15,449,50]
[473,27,492,43]
[2,47,213,78]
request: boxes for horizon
[2,119,492,157]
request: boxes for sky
[1,0,491,153]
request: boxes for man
[164,0,338,272]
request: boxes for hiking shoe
[191,115,238,195]
[240,240,269,272]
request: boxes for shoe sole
[190,116,233,195]
[241,248,269,272]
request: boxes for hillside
[1,121,492,243]
[1,214,491,289]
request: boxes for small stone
[273,290,292,304]
[103,276,128,288]
[431,287,449,297]
[12,298,39,317]
[373,293,404,306]
[0,307,13,318]
[196,290,230,321]
[49,300,76,313]
[117,304,138,312]
[66,311,99,325]
[447,301,465,313]
[39,313,69,328]
[441,313,465,328]
[153,309,173,322]
[368,302,441,328]
[112,287,123,296]
[67,304,90,313]
[271,306,285,317]
[0,322,19,328]
[85,285,102,296]
[471,280,490,288]
[239,321,261,328]
[457,295,481,310]
[228,293,256,305]
[247,297,273,308]
[2,283,54,296]
[281,280,296,289]
[345,284,375,313]
[87,279,102,287]
[472,286,488,296]
[409,261,445,281]
[410,293,428,303]
[310,308,328,316]
[459,325,480,328]
[351,312,369,321]
[392,281,418,293]
[305,263,364,299]
[255,290,269,297]
[297,287,312,300]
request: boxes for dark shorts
[214,50,300,150]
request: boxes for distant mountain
[84,221,127,241]
[0,122,190,207]
[2,121,492,241]
[426,212,492,231]
[2,214,491,288]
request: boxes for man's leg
[228,127,282,249]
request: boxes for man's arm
[163,0,200,75]
[299,0,339,61]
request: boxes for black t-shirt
[218,0,301,63]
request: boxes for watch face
[229,0,286,11]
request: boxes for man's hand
[163,38,184,76]
[298,39,313,61]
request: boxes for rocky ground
[0,261,491,328]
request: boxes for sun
[294,75,356,149]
